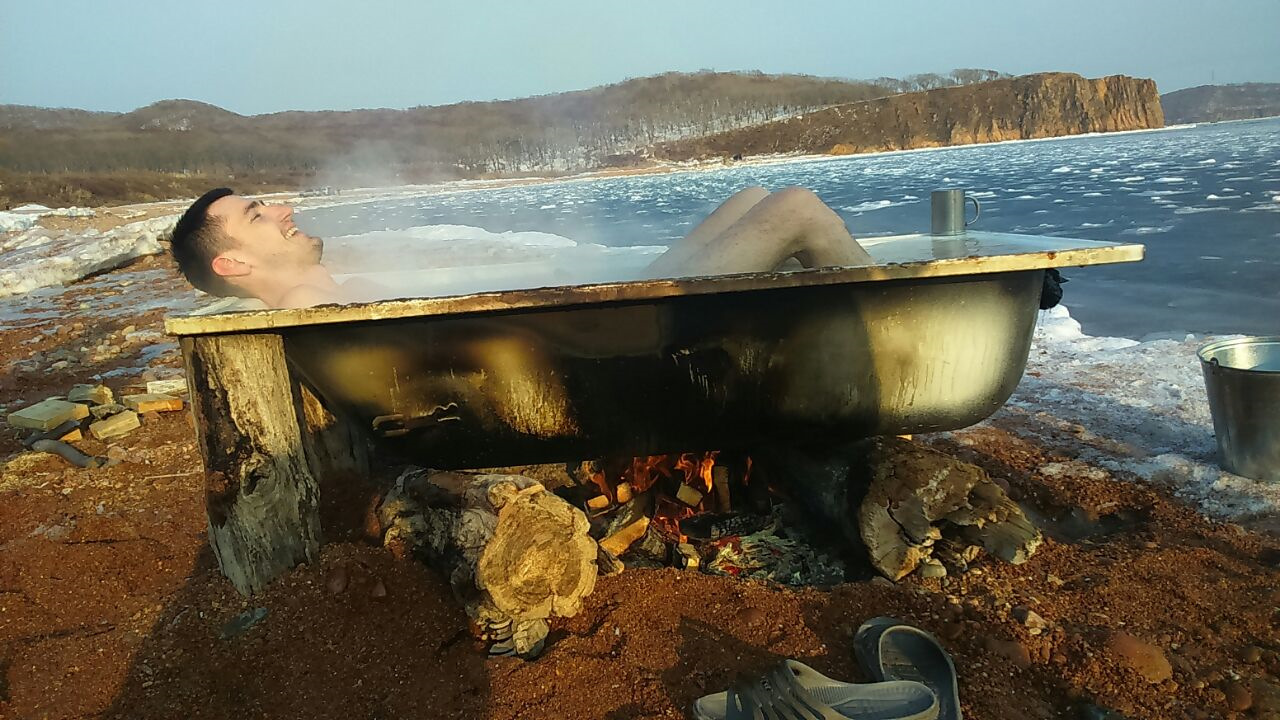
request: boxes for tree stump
[763,437,1042,581]
[378,469,599,657]
[182,333,322,595]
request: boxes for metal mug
[931,189,981,235]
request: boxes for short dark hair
[170,187,244,297]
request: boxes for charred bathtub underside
[285,270,1042,468]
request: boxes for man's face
[207,195,323,280]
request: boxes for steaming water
[304,118,1280,339]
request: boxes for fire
[592,450,731,542]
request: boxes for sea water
[304,117,1280,339]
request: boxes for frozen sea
[299,117,1280,339]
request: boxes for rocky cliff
[650,73,1164,161]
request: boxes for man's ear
[211,252,251,278]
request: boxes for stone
[326,565,349,594]
[8,398,89,431]
[1013,606,1049,631]
[983,636,1032,669]
[122,393,184,413]
[1223,680,1252,712]
[105,445,129,462]
[90,403,127,420]
[919,559,948,578]
[1241,645,1264,663]
[219,607,269,640]
[1252,678,1280,714]
[89,410,140,440]
[68,384,113,406]
[1105,631,1172,684]
[146,378,187,395]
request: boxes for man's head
[170,188,324,298]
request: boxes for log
[761,437,1042,581]
[378,469,598,657]
[182,334,321,596]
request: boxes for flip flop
[692,659,939,720]
[853,618,962,720]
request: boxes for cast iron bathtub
[166,231,1143,468]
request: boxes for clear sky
[2,0,1278,115]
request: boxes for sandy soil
[1,250,1278,720]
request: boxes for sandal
[692,659,939,720]
[853,618,962,720]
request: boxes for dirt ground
[1,246,1278,720]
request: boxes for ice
[970,305,1280,522]
[840,198,919,213]
[0,215,176,297]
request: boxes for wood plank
[8,399,90,431]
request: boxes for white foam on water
[1155,176,1187,183]
[1198,158,1217,164]
[1122,225,1174,235]
[1051,165,1073,173]
[840,198,920,213]
[1173,206,1229,215]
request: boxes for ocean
[303,117,1280,339]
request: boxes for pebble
[983,636,1031,669]
[1223,680,1252,712]
[1013,605,1049,631]
[1105,631,1172,684]
[370,578,388,599]
[1241,645,1263,663]
[325,566,348,595]
[919,560,947,579]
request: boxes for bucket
[1198,336,1280,481]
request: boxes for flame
[594,451,744,539]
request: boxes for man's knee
[772,186,821,204]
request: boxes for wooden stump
[182,333,322,595]
[763,437,1042,581]
[379,470,598,657]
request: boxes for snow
[962,305,1280,523]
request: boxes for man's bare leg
[648,187,873,278]
[645,186,770,277]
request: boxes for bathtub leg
[291,379,375,540]
[182,333,322,595]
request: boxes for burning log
[763,437,1042,581]
[378,469,598,657]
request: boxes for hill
[1160,83,1280,123]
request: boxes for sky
[2,0,1278,115]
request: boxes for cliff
[650,73,1164,161]
[1161,83,1280,124]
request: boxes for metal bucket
[1198,336,1280,481]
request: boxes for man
[170,185,874,307]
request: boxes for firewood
[675,483,704,507]
[378,470,598,658]
[599,516,650,556]
[762,438,1042,581]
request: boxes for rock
[68,384,113,405]
[370,578,388,599]
[983,636,1032,669]
[105,445,129,462]
[89,410,140,440]
[219,607,269,640]
[1077,703,1132,720]
[919,559,948,578]
[8,398,90,431]
[146,378,187,395]
[1252,678,1280,714]
[90,402,127,420]
[1013,606,1049,631]
[1242,645,1264,663]
[1105,631,1172,684]
[1224,680,1252,712]
[325,566,348,595]
[122,393,184,413]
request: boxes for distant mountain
[1160,83,1280,123]
[115,100,247,132]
